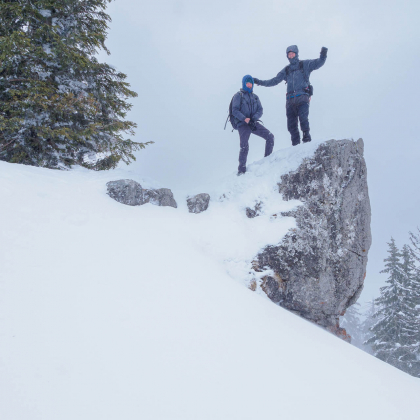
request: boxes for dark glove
[249,119,257,131]
[320,47,328,57]
[253,78,260,85]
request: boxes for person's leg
[238,124,251,173]
[253,123,275,157]
[297,95,311,142]
[286,98,300,145]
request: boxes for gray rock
[187,193,210,214]
[246,201,262,218]
[144,188,177,208]
[106,180,177,208]
[254,139,372,338]
[106,179,145,206]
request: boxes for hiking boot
[291,135,301,146]
[302,131,312,143]
[237,170,246,176]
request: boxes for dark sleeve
[253,96,263,120]
[231,93,246,122]
[254,68,286,87]
[305,51,327,72]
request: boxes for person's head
[286,45,299,64]
[242,75,254,93]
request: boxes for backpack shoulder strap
[299,60,304,70]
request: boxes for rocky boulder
[187,193,210,214]
[144,188,178,208]
[106,179,177,208]
[106,179,144,206]
[253,139,371,339]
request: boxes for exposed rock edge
[254,139,371,339]
[106,179,177,208]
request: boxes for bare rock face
[187,193,210,214]
[254,139,371,337]
[106,180,177,208]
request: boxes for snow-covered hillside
[1,141,419,420]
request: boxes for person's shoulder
[252,92,260,100]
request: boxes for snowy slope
[1,141,420,420]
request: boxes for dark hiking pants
[286,94,310,145]
[238,122,274,173]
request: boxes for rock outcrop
[106,179,177,208]
[253,139,371,338]
[187,193,210,214]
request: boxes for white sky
[98,0,420,305]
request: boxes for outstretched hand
[253,78,260,85]
[321,47,328,57]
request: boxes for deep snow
[1,141,419,420]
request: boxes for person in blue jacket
[254,45,328,146]
[232,75,274,175]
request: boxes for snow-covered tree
[361,300,376,355]
[0,0,149,170]
[399,244,420,376]
[340,302,364,348]
[367,238,420,376]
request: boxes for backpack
[224,92,243,131]
[285,60,314,96]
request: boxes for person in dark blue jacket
[254,45,328,146]
[232,75,274,175]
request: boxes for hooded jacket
[232,75,263,128]
[254,45,327,97]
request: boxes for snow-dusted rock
[106,179,145,206]
[106,180,177,208]
[187,193,210,214]
[246,201,262,218]
[254,139,371,336]
[144,188,177,208]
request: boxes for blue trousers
[238,122,274,173]
[286,95,310,145]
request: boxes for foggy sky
[97,0,420,304]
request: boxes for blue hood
[286,45,299,65]
[242,75,254,93]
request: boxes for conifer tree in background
[340,302,365,349]
[409,229,420,376]
[0,0,150,170]
[361,300,376,355]
[367,238,420,377]
[399,244,420,376]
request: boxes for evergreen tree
[361,299,376,355]
[0,0,149,170]
[367,238,420,376]
[399,244,420,376]
[340,302,365,349]
[409,229,420,376]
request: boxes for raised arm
[254,68,286,87]
[232,92,246,122]
[305,47,328,72]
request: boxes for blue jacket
[232,75,263,128]
[254,45,327,97]
[232,90,263,128]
